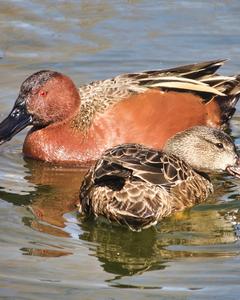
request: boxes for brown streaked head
[0,70,80,145]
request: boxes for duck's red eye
[39,90,47,97]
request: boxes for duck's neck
[22,115,108,164]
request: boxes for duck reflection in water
[79,206,239,279]
[23,159,88,232]
[0,153,239,272]
[0,158,87,256]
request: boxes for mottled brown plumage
[79,126,240,231]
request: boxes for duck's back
[77,59,240,131]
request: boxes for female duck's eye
[39,90,47,97]
[216,143,224,149]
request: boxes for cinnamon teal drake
[79,126,240,231]
[0,60,240,164]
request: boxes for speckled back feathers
[75,60,240,130]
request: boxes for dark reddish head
[0,70,80,144]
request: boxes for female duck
[0,60,239,164]
[79,126,240,231]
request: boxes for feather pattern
[76,60,240,130]
[79,143,213,231]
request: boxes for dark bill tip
[0,105,33,145]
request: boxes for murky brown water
[1,1,240,299]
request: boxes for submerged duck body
[79,126,240,231]
[0,60,240,164]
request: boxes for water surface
[1,1,240,299]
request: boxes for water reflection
[0,153,239,271]
[0,154,86,241]
[20,247,72,257]
[23,160,88,239]
[79,201,240,279]
[80,222,165,277]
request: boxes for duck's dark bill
[0,105,33,145]
[227,165,240,179]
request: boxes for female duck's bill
[79,126,240,231]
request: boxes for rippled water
[1,1,240,299]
